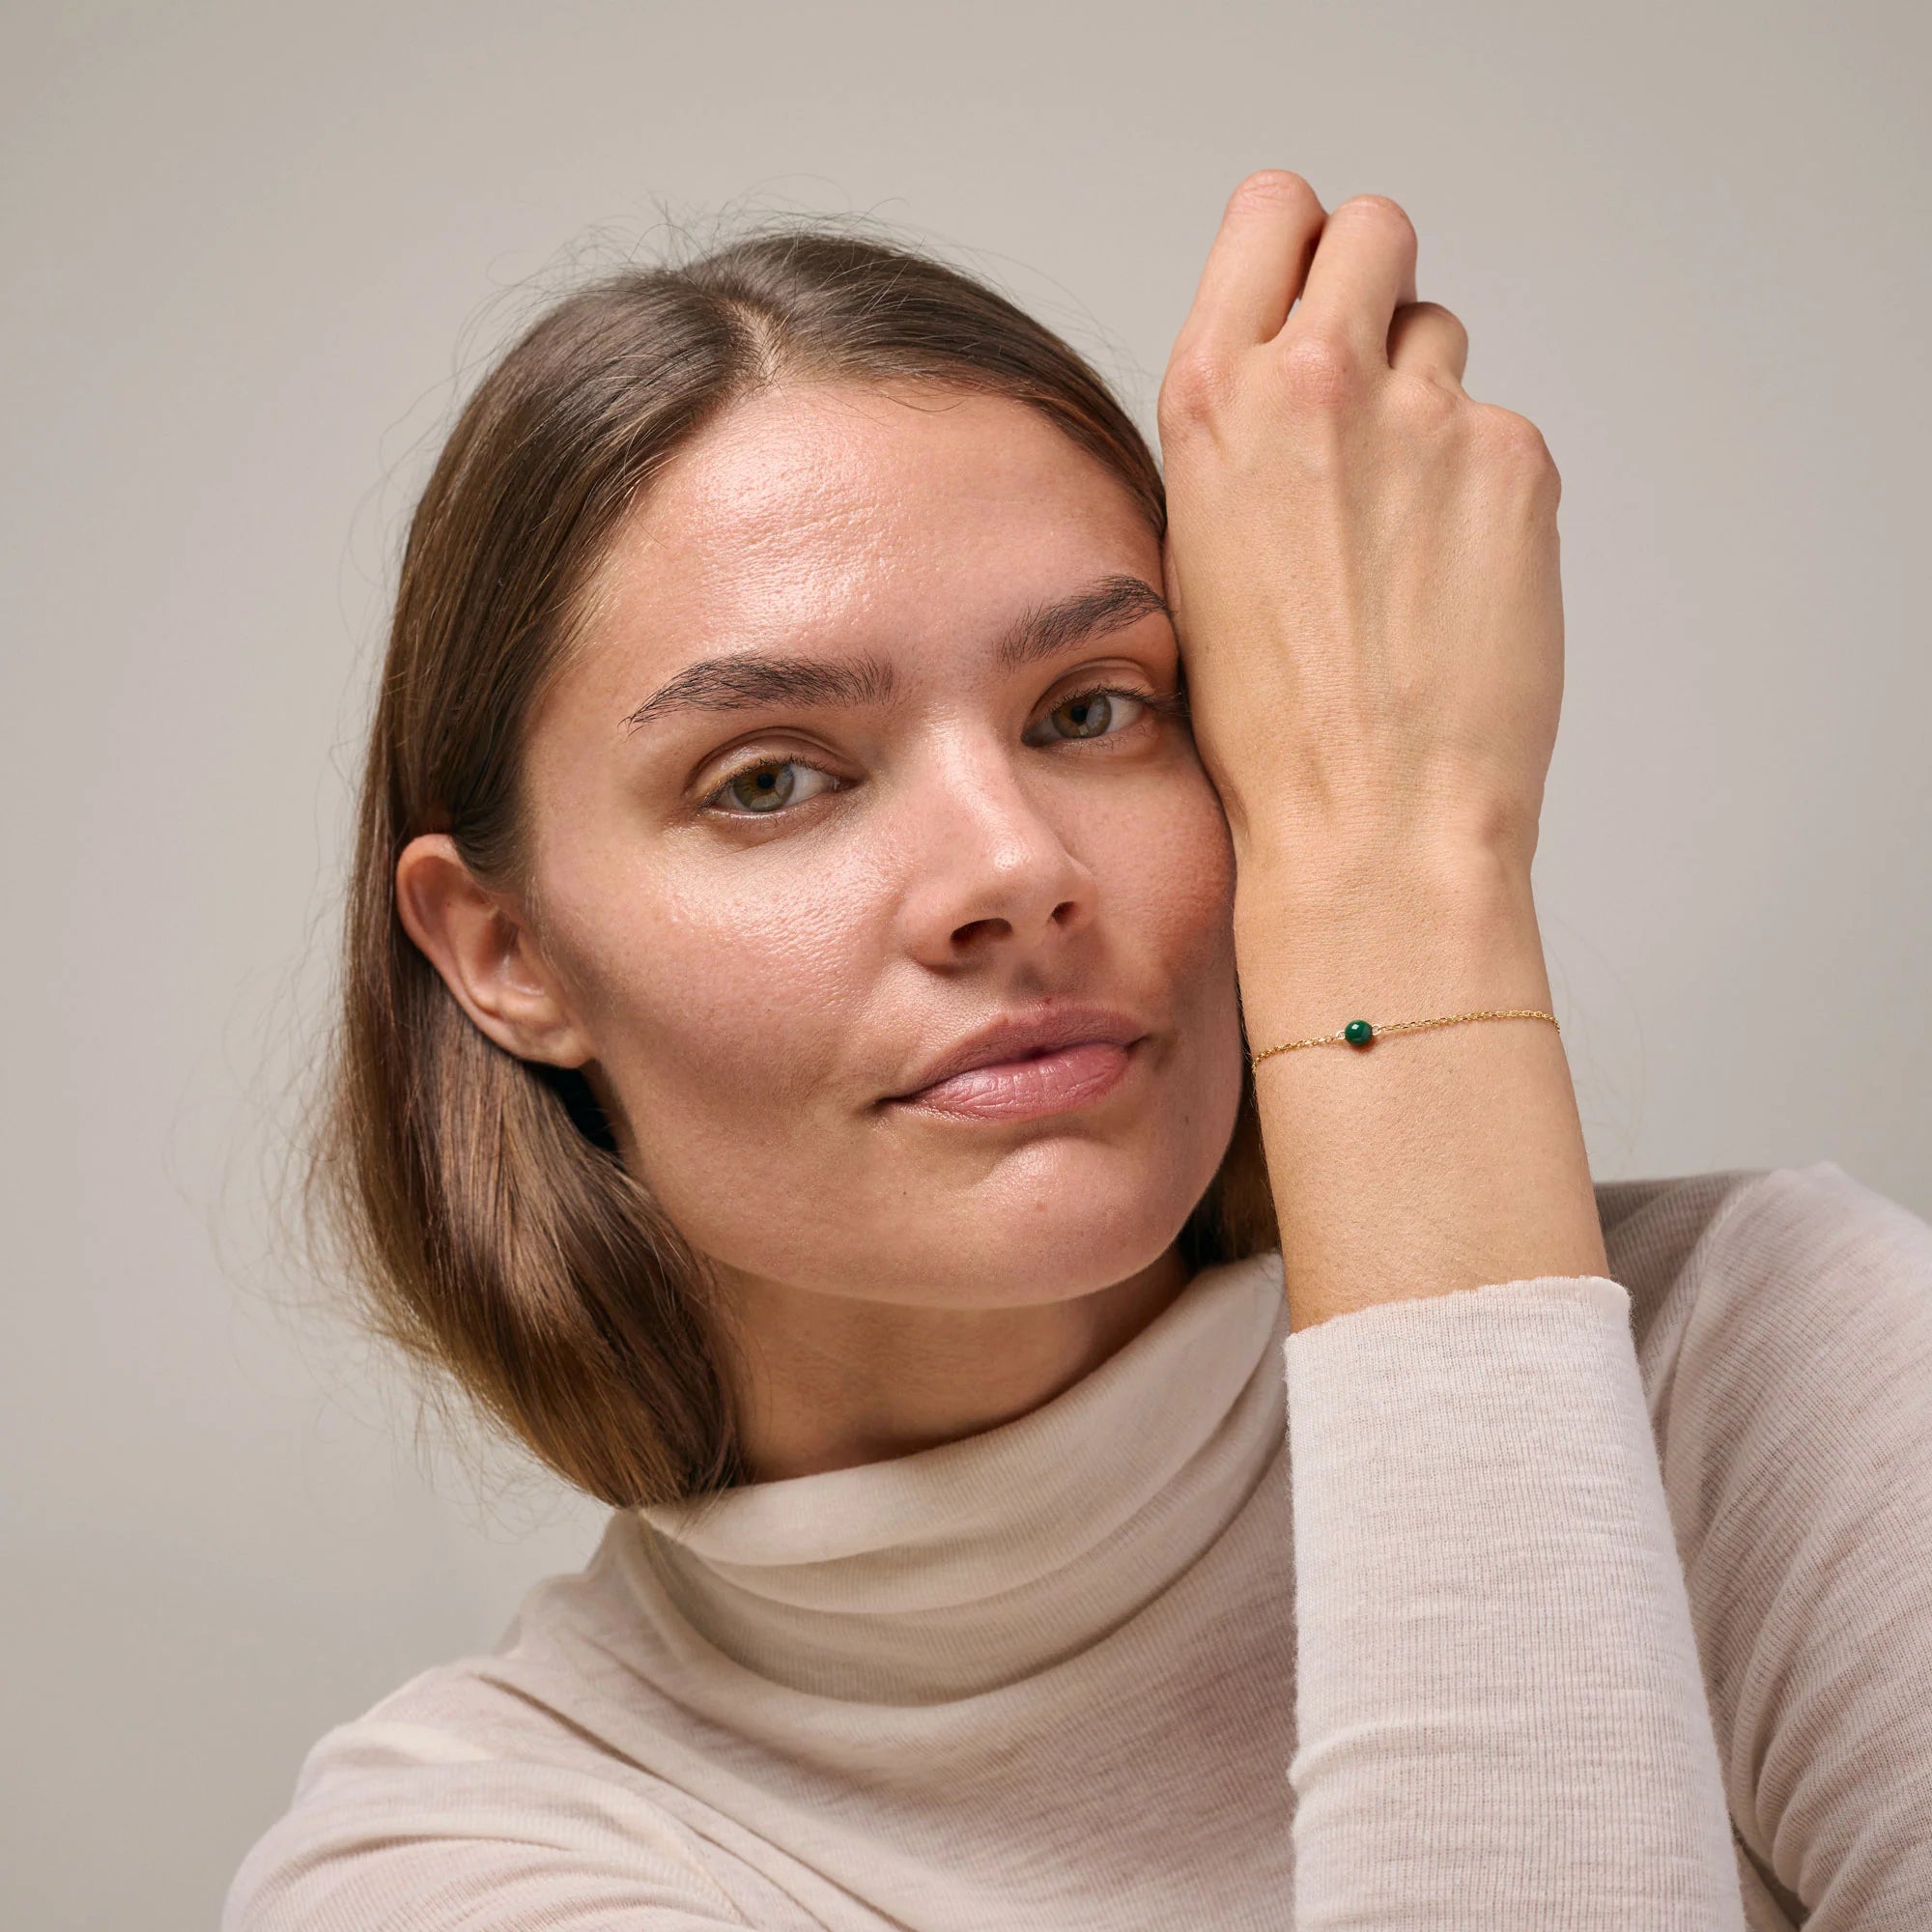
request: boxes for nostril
[951,917,1009,948]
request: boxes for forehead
[582,381,1157,673]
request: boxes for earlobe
[392,834,592,1068]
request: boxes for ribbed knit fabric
[224,1160,1932,1929]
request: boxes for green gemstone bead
[1343,1018,1375,1046]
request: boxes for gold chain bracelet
[1249,1008,1559,1066]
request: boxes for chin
[864,1146,1209,1310]
[962,1226,1186,1308]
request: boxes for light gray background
[4,3,1927,1926]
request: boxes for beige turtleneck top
[224,1160,1932,1928]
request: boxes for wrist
[1219,773,1542,887]
[1232,841,1551,1048]
[1233,834,1534,941]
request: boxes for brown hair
[308,217,1279,1511]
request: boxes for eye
[704,758,841,817]
[1025,684,1154,745]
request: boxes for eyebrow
[619,572,1172,734]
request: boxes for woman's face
[519,379,1245,1311]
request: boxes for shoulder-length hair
[309,219,1279,1510]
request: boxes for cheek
[547,838,891,1190]
[1094,770,1247,1162]
[1097,767,1239,990]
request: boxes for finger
[1292,194,1419,366]
[1169,171,1327,369]
[1386,300,1468,389]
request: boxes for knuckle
[1476,403,1554,471]
[1157,350,1236,432]
[1276,331,1362,407]
[1386,369,1460,431]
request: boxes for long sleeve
[1284,1273,1746,1929]
[1637,1162,1932,1923]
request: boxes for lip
[885,1004,1150,1122]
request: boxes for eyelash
[699,681,1190,820]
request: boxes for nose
[893,737,1098,969]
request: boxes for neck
[710,1241,1194,1482]
[631,1246,1290,1703]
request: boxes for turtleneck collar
[623,1247,1289,1704]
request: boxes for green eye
[728,766,792,812]
[709,760,837,816]
[1033,686,1152,743]
[1057,692,1119,738]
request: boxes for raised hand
[1159,171,1564,889]
[1160,171,1606,1330]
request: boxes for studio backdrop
[3,5,1925,1928]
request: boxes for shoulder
[1597,1152,1929,1258]
[1597,1156,1931,1309]
[277,1526,656,1789]
[1595,1159,1932,1426]
[222,1528,753,1931]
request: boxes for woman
[225,174,1932,1928]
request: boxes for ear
[393,834,593,1069]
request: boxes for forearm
[1285,1271,1747,1928]
[1234,838,1606,1332]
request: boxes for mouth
[885,1008,1150,1122]
[891,1038,1143,1122]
